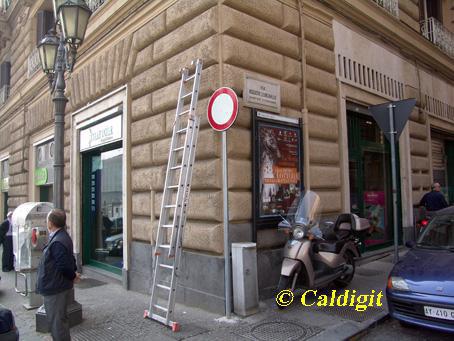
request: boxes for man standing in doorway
[419,182,449,212]
[36,209,80,341]
[0,211,14,272]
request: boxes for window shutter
[0,62,10,88]
[36,10,54,44]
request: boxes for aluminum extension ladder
[144,59,203,331]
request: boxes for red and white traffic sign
[207,87,238,131]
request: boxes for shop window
[35,139,54,203]
[1,158,9,219]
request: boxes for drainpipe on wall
[298,0,310,190]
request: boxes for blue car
[386,206,454,333]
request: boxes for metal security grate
[234,319,323,341]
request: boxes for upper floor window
[0,61,10,105]
[420,0,443,23]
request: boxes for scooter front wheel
[276,275,292,309]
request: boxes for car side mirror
[405,240,416,248]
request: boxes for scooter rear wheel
[334,251,355,288]
[276,275,292,309]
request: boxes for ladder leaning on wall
[144,59,203,332]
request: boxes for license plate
[424,306,454,321]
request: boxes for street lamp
[36,0,92,332]
[37,0,91,209]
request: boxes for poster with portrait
[253,112,303,228]
[364,191,386,245]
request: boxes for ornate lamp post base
[35,289,83,332]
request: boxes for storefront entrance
[348,110,400,250]
[82,144,123,275]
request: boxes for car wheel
[334,251,355,288]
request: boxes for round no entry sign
[207,87,238,131]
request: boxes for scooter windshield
[290,190,321,226]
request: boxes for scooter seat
[314,239,346,254]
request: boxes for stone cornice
[321,0,454,80]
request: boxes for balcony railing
[27,48,41,79]
[372,0,399,18]
[0,0,11,12]
[421,17,454,59]
[0,85,9,105]
[86,0,106,13]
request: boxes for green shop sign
[35,168,48,186]
[0,177,8,192]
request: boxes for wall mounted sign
[80,115,122,152]
[244,75,281,112]
[34,168,48,186]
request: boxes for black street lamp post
[36,0,92,332]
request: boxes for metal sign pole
[388,104,399,264]
[222,130,232,318]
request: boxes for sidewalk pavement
[0,249,400,341]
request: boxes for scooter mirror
[278,220,291,229]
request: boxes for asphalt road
[361,318,453,340]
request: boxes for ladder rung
[176,128,187,134]
[178,109,190,116]
[173,146,185,152]
[159,264,174,270]
[170,165,182,170]
[158,244,171,249]
[167,185,179,189]
[157,284,171,291]
[154,304,168,312]
[180,92,192,99]
[185,74,195,81]
[164,205,176,208]
[161,224,174,228]
[149,313,167,325]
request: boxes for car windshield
[417,214,454,249]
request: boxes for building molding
[321,0,454,79]
[70,85,129,285]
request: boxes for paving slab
[0,246,399,341]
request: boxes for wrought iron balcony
[0,0,11,12]
[0,85,9,105]
[372,0,399,18]
[86,0,106,13]
[421,17,454,58]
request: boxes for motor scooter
[276,191,369,308]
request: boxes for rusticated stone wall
[408,109,431,204]
[303,11,342,215]
[0,107,26,209]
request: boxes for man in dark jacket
[0,211,14,272]
[36,209,80,341]
[419,182,449,212]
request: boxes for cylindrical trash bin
[232,242,259,317]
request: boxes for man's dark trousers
[43,289,71,341]
[2,235,14,271]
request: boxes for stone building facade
[0,0,453,313]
